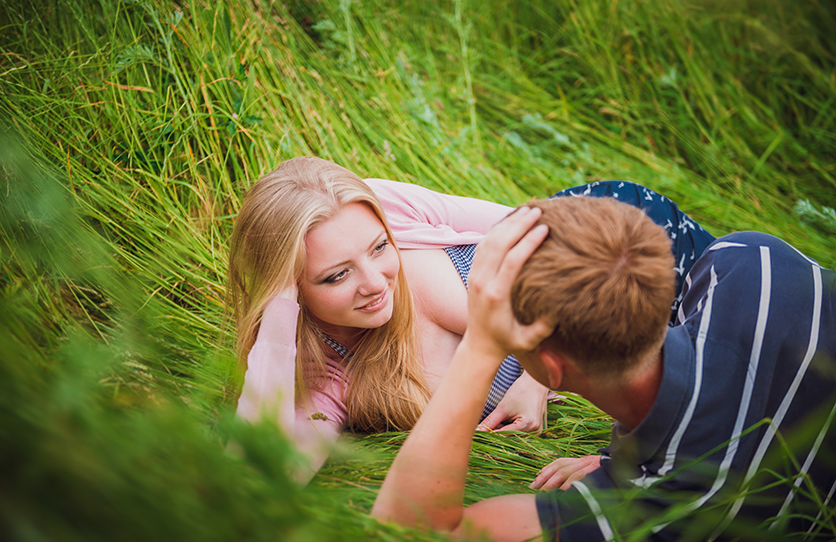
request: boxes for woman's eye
[374,240,389,253]
[325,270,348,284]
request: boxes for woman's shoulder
[363,178,511,249]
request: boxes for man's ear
[538,349,568,391]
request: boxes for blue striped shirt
[537,232,836,541]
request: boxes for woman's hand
[479,371,548,432]
[258,282,299,340]
[529,455,601,491]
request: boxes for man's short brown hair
[512,196,675,379]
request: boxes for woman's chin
[365,304,395,329]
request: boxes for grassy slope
[1,0,834,539]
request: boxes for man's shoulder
[698,231,821,267]
[687,231,824,290]
[675,231,829,346]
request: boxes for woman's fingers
[479,406,510,431]
[494,416,539,433]
[277,281,299,301]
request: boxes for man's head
[512,196,675,382]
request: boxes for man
[371,197,836,541]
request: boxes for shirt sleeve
[237,297,300,432]
[364,178,513,249]
[536,479,613,542]
[535,469,647,542]
[236,297,347,434]
[298,357,349,429]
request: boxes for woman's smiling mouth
[357,291,388,312]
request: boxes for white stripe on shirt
[711,263,823,540]
[661,247,773,526]
[708,241,747,251]
[807,479,836,535]
[772,398,836,530]
[659,265,718,477]
[635,266,719,494]
[574,481,615,542]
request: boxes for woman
[228,157,715,481]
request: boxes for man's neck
[571,347,664,432]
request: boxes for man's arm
[372,206,553,540]
[529,455,602,491]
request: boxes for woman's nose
[357,264,387,295]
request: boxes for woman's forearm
[236,297,300,432]
[236,296,342,482]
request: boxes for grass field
[1,0,834,539]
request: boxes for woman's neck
[312,316,366,351]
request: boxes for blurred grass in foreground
[0,137,449,541]
[1,0,834,538]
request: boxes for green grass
[1,0,834,539]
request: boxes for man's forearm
[371,334,502,530]
[372,205,551,535]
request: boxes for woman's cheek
[325,281,357,316]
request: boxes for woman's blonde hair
[227,157,430,432]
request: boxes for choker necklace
[312,325,352,360]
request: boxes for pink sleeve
[236,297,300,431]
[364,178,513,249]
[236,297,347,434]
[298,359,349,429]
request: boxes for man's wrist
[458,332,512,371]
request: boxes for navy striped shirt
[537,232,836,541]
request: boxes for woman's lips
[356,290,388,312]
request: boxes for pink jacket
[236,179,512,435]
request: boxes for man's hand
[464,206,553,362]
[480,371,548,432]
[529,455,601,491]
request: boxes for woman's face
[299,202,400,333]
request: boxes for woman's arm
[365,178,513,249]
[385,180,550,432]
[236,294,343,483]
[236,296,299,431]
